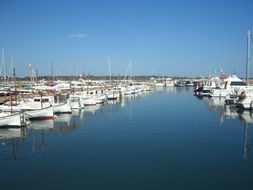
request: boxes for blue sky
[0,0,253,77]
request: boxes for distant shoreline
[0,75,247,81]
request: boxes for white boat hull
[25,107,54,120]
[52,102,72,113]
[81,98,97,106]
[68,97,81,109]
[155,83,165,87]
[0,112,28,127]
[107,92,120,100]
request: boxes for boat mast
[51,61,54,81]
[1,48,6,85]
[29,64,33,86]
[108,57,111,83]
[11,56,14,86]
[13,67,17,104]
[246,29,251,85]
[36,69,38,86]
[129,61,132,81]
[122,62,130,85]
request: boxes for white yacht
[165,78,174,87]
[194,77,220,96]
[209,75,246,97]
[155,79,165,87]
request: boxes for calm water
[1,87,253,190]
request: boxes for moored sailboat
[0,111,29,127]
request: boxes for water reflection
[0,127,27,140]
[222,106,239,120]
[175,86,194,94]
[237,110,253,159]
[28,120,54,130]
[0,127,27,160]
[0,112,79,159]
[71,109,85,123]
[165,86,176,94]
[27,113,75,132]
[238,110,253,124]
[208,97,226,114]
[53,114,76,133]
[204,96,253,125]
[203,96,253,159]
[83,104,102,115]
[0,91,155,160]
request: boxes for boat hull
[52,102,72,113]
[0,112,28,127]
[25,107,54,120]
